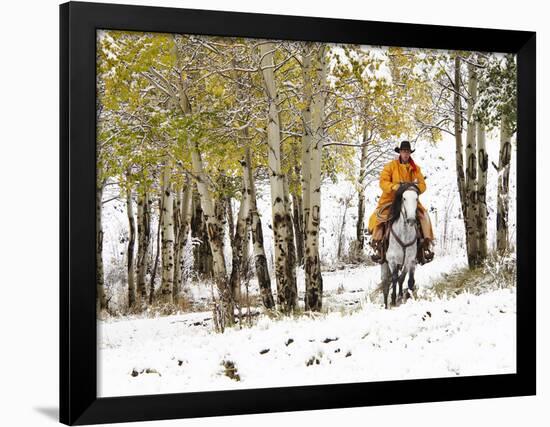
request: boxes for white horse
[381,183,419,309]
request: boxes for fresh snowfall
[98,137,517,397]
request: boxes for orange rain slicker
[367,157,431,235]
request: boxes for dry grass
[427,251,516,299]
[221,360,240,381]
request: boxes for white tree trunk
[191,142,233,325]
[240,213,250,273]
[136,186,150,307]
[464,61,479,268]
[173,183,192,304]
[291,190,304,265]
[149,195,162,305]
[243,147,275,309]
[301,44,313,237]
[304,44,327,311]
[283,174,298,293]
[229,192,248,302]
[454,55,468,230]
[126,183,136,309]
[159,159,175,303]
[96,178,107,312]
[259,41,297,312]
[356,127,369,250]
[476,122,488,259]
[496,115,512,253]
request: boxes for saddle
[370,219,434,265]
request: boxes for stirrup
[369,240,384,264]
[424,249,434,262]
[419,248,434,264]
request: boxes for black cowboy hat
[394,140,415,153]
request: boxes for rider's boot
[370,240,383,263]
[420,238,434,264]
[369,224,385,264]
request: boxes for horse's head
[402,186,419,226]
[390,182,419,227]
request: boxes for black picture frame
[59,1,536,425]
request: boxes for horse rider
[367,140,435,264]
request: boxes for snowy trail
[98,255,516,397]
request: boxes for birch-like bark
[292,191,304,265]
[136,185,150,307]
[476,122,488,259]
[173,183,192,304]
[226,197,235,247]
[244,147,275,309]
[496,115,512,254]
[291,129,305,265]
[229,193,248,302]
[126,184,136,309]
[259,41,297,312]
[228,64,255,277]
[159,159,175,303]
[464,61,479,268]
[96,178,107,312]
[356,127,369,250]
[283,174,298,296]
[301,44,313,241]
[453,56,470,259]
[172,188,182,299]
[240,217,250,274]
[149,195,162,305]
[191,142,234,326]
[304,44,327,311]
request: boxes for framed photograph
[60,1,536,425]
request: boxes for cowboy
[367,140,435,264]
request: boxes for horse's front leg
[381,263,391,309]
[391,267,399,307]
[397,270,407,305]
[406,265,416,301]
[398,276,403,302]
[383,279,390,309]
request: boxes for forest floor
[97,253,516,397]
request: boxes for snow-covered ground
[98,253,516,397]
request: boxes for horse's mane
[389,182,419,223]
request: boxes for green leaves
[476,54,517,133]
[97,30,516,206]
